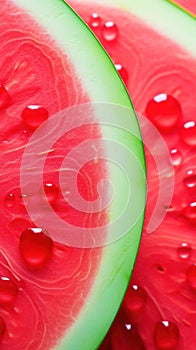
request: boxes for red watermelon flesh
[0,2,102,349]
[69,1,196,349]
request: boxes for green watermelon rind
[11,0,146,349]
[73,0,196,57]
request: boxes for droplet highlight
[186,264,196,290]
[19,228,53,269]
[115,64,129,84]
[153,321,180,350]
[183,171,196,191]
[0,83,10,109]
[170,149,182,167]
[89,13,101,28]
[101,21,118,41]
[145,94,182,132]
[0,277,18,307]
[180,120,196,146]
[177,242,192,259]
[21,105,49,129]
[4,193,16,209]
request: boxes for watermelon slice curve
[67,0,196,349]
[0,0,146,349]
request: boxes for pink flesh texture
[69,1,196,350]
[0,0,108,349]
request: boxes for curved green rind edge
[74,0,196,58]
[12,0,146,349]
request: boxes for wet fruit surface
[0,1,111,348]
[68,1,196,349]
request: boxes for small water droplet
[180,120,196,146]
[145,93,182,132]
[183,201,196,224]
[0,83,10,109]
[177,242,192,259]
[170,149,182,166]
[4,193,16,209]
[122,284,147,323]
[153,321,180,350]
[183,171,196,191]
[89,13,101,28]
[115,64,128,84]
[101,21,118,41]
[43,183,59,204]
[186,264,196,290]
[21,105,49,129]
[0,277,18,307]
[0,316,6,342]
[19,228,53,269]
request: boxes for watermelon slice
[68,0,196,349]
[0,0,146,349]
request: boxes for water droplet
[101,21,118,41]
[89,13,101,28]
[0,316,6,342]
[183,171,196,191]
[19,228,53,269]
[177,242,192,259]
[111,317,146,350]
[170,149,182,167]
[0,277,18,307]
[4,193,16,209]
[115,64,129,84]
[43,183,59,204]
[180,120,196,146]
[21,105,48,129]
[145,94,182,132]
[186,264,196,290]
[153,321,180,350]
[122,284,147,323]
[183,202,196,224]
[0,83,10,109]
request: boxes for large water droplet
[183,202,196,224]
[183,171,196,191]
[21,105,49,129]
[177,242,192,259]
[170,149,182,167]
[153,321,180,350]
[0,83,10,109]
[101,21,118,41]
[19,228,53,269]
[115,64,129,84]
[0,316,6,342]
[186,264,196,290]
[180,120,196,146]
[0,277,18,307]
[89,13,101,28]
[145,94,182,132]
[122,284,147,323]
[43,183,59,204]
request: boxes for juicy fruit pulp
[0,0,146,349]
[68,1,196,349]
